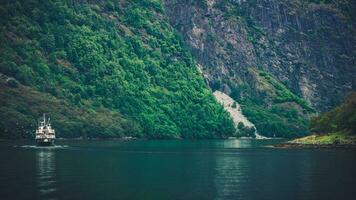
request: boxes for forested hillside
[0,0,235,139]
[310,92,356,135]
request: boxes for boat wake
[15,145,69,149]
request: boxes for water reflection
[214,155,248,200]
[36,149,56,199]
[221,139,249,148]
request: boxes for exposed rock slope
[213,91,255,127]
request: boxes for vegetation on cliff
[0,0,235,139]
[310,92,356,135]
[238,70,312,138]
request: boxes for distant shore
[274,133,356,149]
[274,143,356,149]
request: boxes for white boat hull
[36,138,55,146]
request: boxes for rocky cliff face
[164,0,355,111]
[163,0,355,137]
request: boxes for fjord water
[0,140,355,200]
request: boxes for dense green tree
[0,0,235,139]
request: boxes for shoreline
[273,133,356,149]
[0,137,286,142]
[274,143,356,149]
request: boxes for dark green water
[0,139,355,200]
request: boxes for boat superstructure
[35,114,55,146]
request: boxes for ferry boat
[35,114,55,146]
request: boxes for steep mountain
[163,0,355,137]
[1,0,354,139]
[0,0,235,139]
